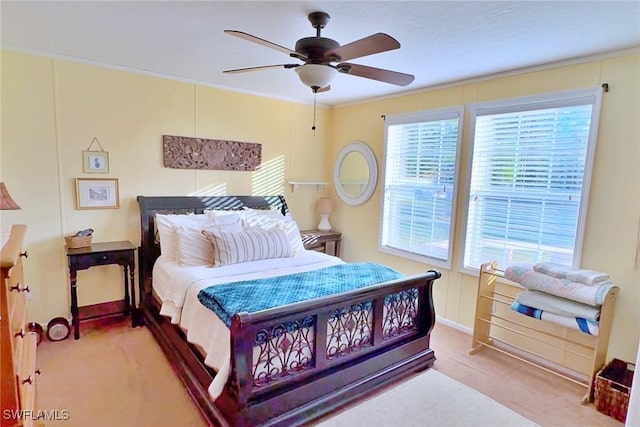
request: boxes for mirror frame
[333,141,378,206]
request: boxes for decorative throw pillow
[246,220,305,256]
[203,227,294,267]
[241,210,304,255]
[176,223,242,267]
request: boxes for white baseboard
[435,315,589,384]
[492,340,590,383]
[435,315,473,335]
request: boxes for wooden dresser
[1,224,41,427]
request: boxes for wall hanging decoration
[75,178,119,209]
[82,137,109,174]
[163,135,261,171]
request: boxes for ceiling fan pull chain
[312,91,317,135]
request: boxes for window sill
[378,245,452,271]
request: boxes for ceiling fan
[223,11,415,93]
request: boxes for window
[380,107,463,267]
[461,88,602,271]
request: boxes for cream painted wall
[339,152,369,197]
[329,53,640,363]
[1,48,638,365]
[0,50,330,327]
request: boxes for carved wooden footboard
[223,272,439,426]
[136,195,440,426]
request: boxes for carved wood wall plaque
[163,135,262,171]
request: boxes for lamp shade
[316,197,333,214]
[0,182,21,210]
[295,64,338,89]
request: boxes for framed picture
[83,150,109,174]
[75,178,119,209]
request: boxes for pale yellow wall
[1,49,638,364]
[0,50,330,326]
[330,54,640,363]
[339,152,369,197]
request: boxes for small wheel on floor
[46,317,70,342]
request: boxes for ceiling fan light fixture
[295,64,337,90]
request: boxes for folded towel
[511,301,599,336]
[533,262,609,286]
[504,264,617,306]
[515,290,600,322]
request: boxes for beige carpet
[36,318,536,427]
[36,318,207,427]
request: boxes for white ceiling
[2,1,639,106]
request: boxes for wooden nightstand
[65,241,136,339]
[300,230,342,257]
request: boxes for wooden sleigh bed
[136,195,441,426]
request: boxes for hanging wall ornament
[162,135,261,171]
[82,137,109,174]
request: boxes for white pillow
[242,210,304,255]
[246,219,305,256]
[175,225,211,266]
[243,208,292,221]
[279,220,305,255]
[175,223,243,267]
[204,210,243,226]
[155,214,208,260]
[203,227,294,267]
[242,210,289,227]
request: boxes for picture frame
[82,150,109,174]
[75,178,119,209]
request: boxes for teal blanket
[197,262,403,326]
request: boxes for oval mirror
[334,142,378,206]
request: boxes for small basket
[594,358,635,423]
[65,235,92,249]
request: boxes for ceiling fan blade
[326,33,400,62]
[338,63,414,86]
[224,30,304,59]
[223,64,299,74]
[316,85,331,93]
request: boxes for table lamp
[316,197,333,231]
[0,182,21,210]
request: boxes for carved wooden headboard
[136,195,289,306]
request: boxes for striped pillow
[176,223,243,267]
[203,227,294,267]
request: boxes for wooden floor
[429,321,622,426]
[35,317,622,426]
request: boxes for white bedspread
[152,251,344,399]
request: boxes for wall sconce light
[316,197,333,231]
[0,182,21,210]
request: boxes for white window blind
[462,89,602,271]
[381,108,462,267]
